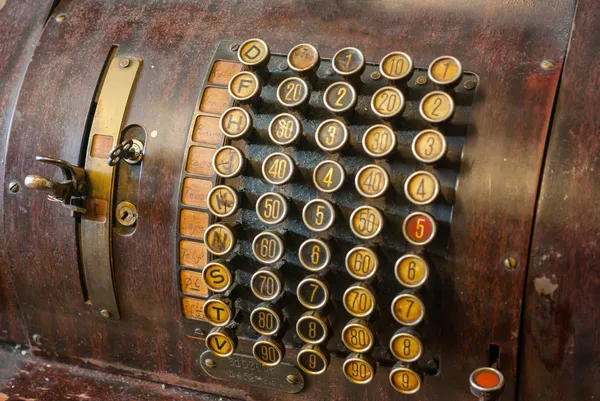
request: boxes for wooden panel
[519,0,600,399]
[1,1,575,400]
[0,0,54,344]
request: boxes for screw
[540,59,556,71]
[325,68,335,77]
[278,62,289,71]
[119,58,130,68]
[8,180,19,193]
[205,358,216,368]
[100,309,111,318]
[370,71,381,81]
[503,257,518,271]
[55,14,66,22]
[230,43,240,52]
[286,375,298,384]
[32,334,42,346]
[464,80,477,90]
[194,328,206,337]
[426,359,440,375]
[416,76,428,85]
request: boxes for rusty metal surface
[1,1,575,400]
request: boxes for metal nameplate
[198,350,304,393]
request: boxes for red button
[474,370,501,389]
[403,212,436,246]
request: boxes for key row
[236,38,463,87]
[202,205,436,246]
[228,72,456,123]
[220,106,448,164]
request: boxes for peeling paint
[534,275,559,298]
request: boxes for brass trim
[81,55,142,319]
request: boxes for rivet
[540,59,556,71]
[278,62,289,71]
[205,358,216,368]
[119,58,131,68]
[416,76,428,85]
[55,14,66,23]
[8,180,20,193]
[464,80,477,90]
[230,43,240,52]
[286,374,298,384]
[370,71,381,81]
[32,334,42,346]
[100,309,111,318]
[194,328,206,337]
[503,257,518,271]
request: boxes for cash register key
[313,160,345,193]
[256,192,289,225]
[205,326,238,358]
[379,51,414,83]
[296,311,330,344]
[394,254,429,288]
[268,113,302,146]
[207,185,239,218]
[428,55,463,86]
[212,146,245,178]
[332,47,366,82]
[341,318,375,353]
[297,275,330,310]
[390,328,424,363]
[371,86,406,120]
[349,205,385,240]
[343,282,376,318]
[250,267,284,302]
[389,363,424,394]
[219,106,252,139]
[411,129,447,164]
[250,302,283,336]
[298,238,331,272]
[201,261,233,293]
[362,124,397,158]
[343,353,376,385]
[419,90,455,123]
[276,77,310,109]
[302,198,336,232]
[345,246,379,280]
[262,152,296,185]
[391,292,426,326]
[202,294,235,327]
[404,170,440,206]
[204,223,236,256]
[252,232,285,265]
[237,38,271,69]
[297,344,330,375]
[228,71,262,104]
[323,81,357,117]
[355,164,390,198]
[287,43,320,82]
[253,336,285,367]
[402,211,437,246]
[315,119,349,152]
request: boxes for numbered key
[402,212,437,246]
[203,295,234,327]
[362,125,396,158]
[342,318,375,353]
[253,336,285,367]
[345,246,378,280]
[204,223,236,256]
[268,113,302,146]
[371,87,405,119]
[395,254,429,288]
[323,81,357,116]
[404,171,440,205]
[315,119,349,152]
[343,283,376,318]
[391,292,425,326]
[256,192,289,225]
[287,43,320,82]
[297,344,330,375]
[202,261,233,293]
[277,77,310,109]
[219,107,252,139]
[296,311,329,344]
[262,152,295,185]
[419,91,455,123]
[355,164,390,198]
[332,47,365,82]
[302,198,336,232]
[380,52,414,83]
[297,275,329,310]
[228,71,261,104]
[298,238,331,272]
[428,55,462,86]
[250,303,283,336]
[343,353,376,385]
[389,363,423,394]
[412,129,447,163]
[252,232,285,264]
[212,146,245,178]
[350,205,384,239]
[390,328,423,363]
[205,326,238,357]
[313,160,345,193]
[207,185,239,218]
[250,268,284,301]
